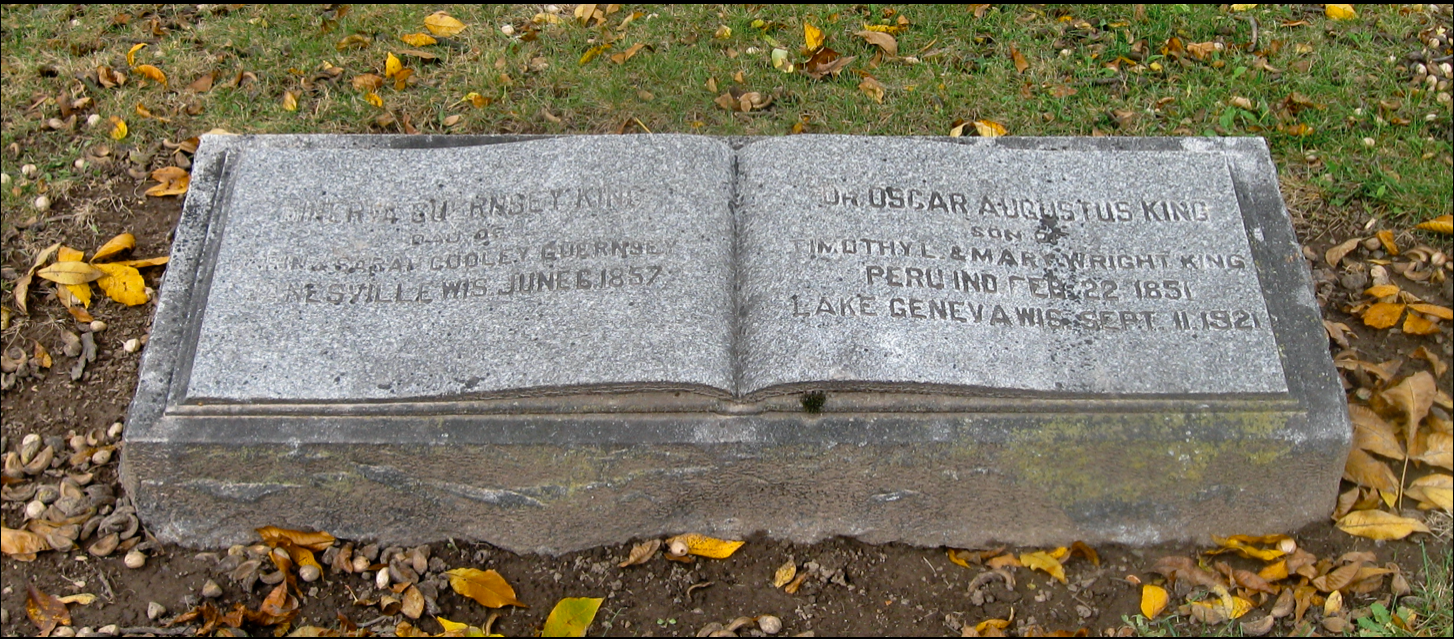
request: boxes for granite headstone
[121,134,1350,553]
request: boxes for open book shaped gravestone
[122,135,1349,553]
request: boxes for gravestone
[121,134,1350,553]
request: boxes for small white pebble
[202,580,223,598]
[89,320,107,332]
[21,164,38,178]
[300,564,322,582]
[25,500,46,519]
[124,338,140,353]
[124,549,146,569]
[108,422,124,439]
[376,566,390,589]
[87,114,102,127]
[0,173,10,185]
[500,24,515,35]
[1362,137,1376,147]
[91,449,112,465]
[98,625,119,636]
[73,158,87,170]
[147,601,166,620]
[758,615,782,635]
[33,195,51,211]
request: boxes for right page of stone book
[733,136,1289,397]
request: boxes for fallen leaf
[3,526,51,560]
[1336,509,1430,540]
[1270,588,1295,618]
[1208,534,1291,561]
[257,526,336,551]
[1258,560,1289,583]
[1362,302,1406,329]
[445,568,526,608]
[986,553,1022,570]
[91,233,136,262]
[353,74,384,91]
[1325,238,1362,267]
[127,43,146,67]
[365,92,383,107]
[618,539,660,567]
[1019,550,1066,583]
[1406,473,1452,510]
[1140,584,1168,618]
[1151,556,1224,589]
[1418,432,1453,469]
[400,585,424,619]
[145,166,190,197]
[804,23,825,53]
[1414,214,1452,235]
[1410,304,1453,321]
[55,594,95,606]
[110,256,169,268]
[186,73,214,93]
[1343,448,1401,491]
[800,47,855,79]
[282,90,298,111]
[1312,560,1364,592]
[782,571,808,594]
[974,120,1008,137]
[1365,284,1401,298]
[859,76,885,103]
[400,32,437,47]
[108,116,128,140]
[666,533,744,559]
[1068,541,1099,566]
[134,64,167,87]
[1010,46,1029,73]
[1384,372,1437,451]
[1350,404,1405,459]
[1404,312,1441,335]
[541,597,602,637]
[1376,230,1399,256]
[337,33,373,51]
[610,42,646,64]
[1325,4,1358,20]
[579,42,611,65]
[773,561,797,588]
[714,25,731,39]
[424,11,466,37]
[27,585,71,635]
[856,30,898,56]
[1189,599,1229,624]
[37,261,104,286]
[385,53,403,78]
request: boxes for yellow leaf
[1140,584,1168,618]
[855,30,898,56]
[37,261,105,286]
[1376,230,1399,256]
[1415,214,1452,235]
[93,263,148,305]
[445,568,527,608]
[1325,237,1362,267]
[2,526,51,559]
[542,597,602,637]
[974,618,1011,634]
[1364,284,1401,298]
[1230,596,1255,619]
[424,11,466,37]
[714,25,731,39]
[1258,560,1289,583]
[610,42,647,64]
[1405,312,1441,335]
[858,76,885,103]
[64,283,92,307]
[1343,448,1401,491]
[1419,432,1453,470]
[436,617,469,633]
[1410,303,1453,321]
[1019,550,1066,583]
[1407,473,1452,511]
[1350,404,1405,460]
[127,42,147,67]
[1336,509,1430,540]
[1208,535,1287,561]
[108,116,128,140]
[1362,302,1405,329]
[134,64,167,87]
[947,548,973,569]
[282,90,298,111]
[465,92,491,108]
[1384,371,1437,451]
[144,166,190,197]
[400,32,438,47]
[974,120,1008,137]
[365,92,383,107]
[385,52,403,78]
[1325,4,1357,20]
[579,43,611,65]
[667,533,745,559]
[804,23,825,53]
[257,526,336,551]
[773,561,797,588]
[109,256,169,268]
[1010,46,1029,74]
[91,233,136,262]
[58,246,85,263]
[1229,4,1258,10]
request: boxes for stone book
[123,134,1348,552]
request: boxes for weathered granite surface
[121,134,1350,553]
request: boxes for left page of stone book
[177,134,738,402]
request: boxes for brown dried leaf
[26,585,70,635]
[855,30,898,56]
[1150,556,1224,589]
[1419,432,1453,470]
[1343,448,1400,490]
[1232,569,1275,593]
[1336,509,1430,540]
[256,526,336,551]
[1311,560,1363,592]
[3,526,51,560]
[186,73,214,93]
[401,585,424,619]
[618,539,660,567]
[14,243,60,314]
[610,42,647,64]
[1350,404,1405,460]
[1010,46,1029,73]
[801,47,855,79]
[145,166,189,197]
[1325,238,1362,267]
[773,561,797,588]
[1269,587,1295,618]
[858,76,885,103]
[1068,541,1099,566]
[1384,372,1437,451]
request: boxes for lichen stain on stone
[1002,412,1301,506]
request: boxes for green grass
[3,4,1450,235]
